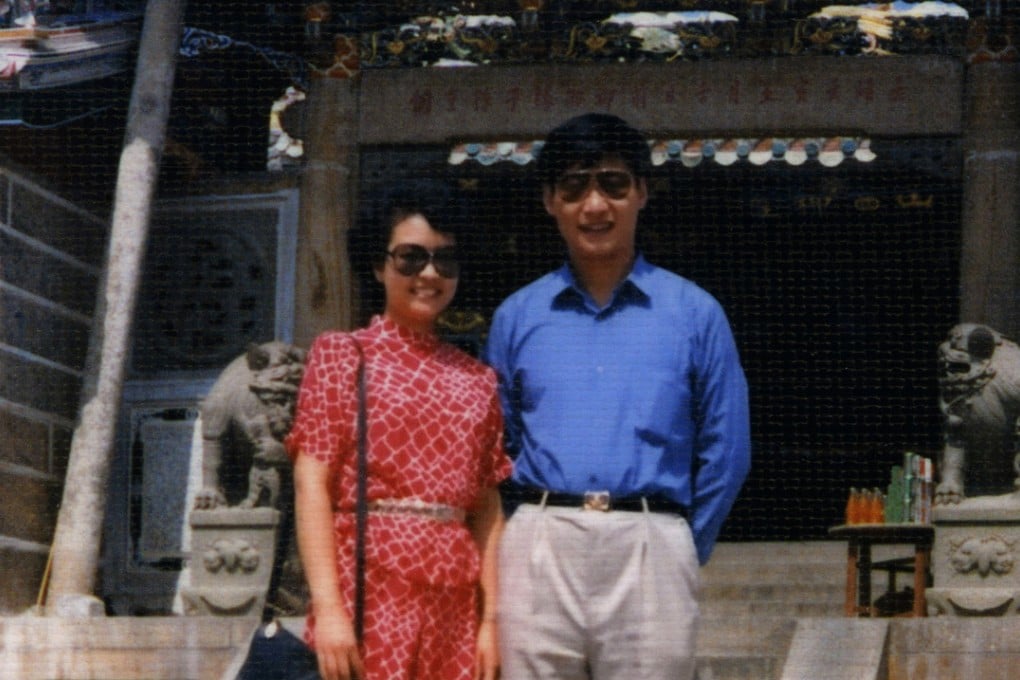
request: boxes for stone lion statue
[194,341,306,510]
[935,323,1020,504]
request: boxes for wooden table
[828,523,934,617]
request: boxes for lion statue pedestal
[929,497,1020,616]
[929,324,1020,616]
[178,508,280,617]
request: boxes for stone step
[703,562,845,586]
[780,618,888,680]
[702,541,915,615]
[696,616,798,680]
[697,615,798,656]
[702,598,841,618]
[701,581,843,605]
[693,542,850,680]
[700,542,846,618]
[696,655,784,680]
[708,541,846,565]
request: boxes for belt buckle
[583,490,611,512]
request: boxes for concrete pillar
[293,75,360,347]
[45,0,187,615]
[959,63,1020,339]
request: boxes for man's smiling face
[543,154,647,269]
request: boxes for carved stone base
[926,588,1020,616]
[179,508,280,617]
[930,494,1020,616]
[179,587,265,617]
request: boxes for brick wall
[0,166,105,612]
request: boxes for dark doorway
[358,137,962,541]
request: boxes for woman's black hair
[350,177,468,274]
[534,112,652,186]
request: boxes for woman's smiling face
[375,213,458,333]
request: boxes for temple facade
[1,0,1018,639]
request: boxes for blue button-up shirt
[484,256,751,564]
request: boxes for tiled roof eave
[448,137,877,168]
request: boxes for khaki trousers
[498,503,701,680]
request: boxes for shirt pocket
[634,370,691,447]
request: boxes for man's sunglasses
[554,169,635,203]
[385,244,460,278]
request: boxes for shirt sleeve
[284,332,360,469]
[690,305,752,565]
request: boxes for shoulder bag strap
[349,336,368,643]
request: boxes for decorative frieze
[351,1,979,68]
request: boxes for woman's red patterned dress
[285,315,511,679]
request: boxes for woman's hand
[475,618,500,680]
[468,487,504,680]
[294,454,363,678]
[313,606,365,680]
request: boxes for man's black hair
[534,113,652,186]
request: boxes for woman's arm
[467,486,505,680]
[293,453,364,680]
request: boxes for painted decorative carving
[195,341,307,510]
[798,2,970,56]
[949,535,1015,577]
[362,14,520,67]
[934,323,1020,504]
[449,15,518,63]
[598,11,739,60]
[268,86,306,171]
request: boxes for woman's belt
[367,498,466,523]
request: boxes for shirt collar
[370,315,440,351]
[551,255,652,311]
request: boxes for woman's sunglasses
[554,169,635,203]
[385,244,460,278]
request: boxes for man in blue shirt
[485,113,751,679]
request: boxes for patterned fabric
[285,315,511,664]
[360,577,478,680]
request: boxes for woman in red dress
[286,180,511,680]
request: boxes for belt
[367,498,465,523]
[516,487,688,518]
